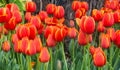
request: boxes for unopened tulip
[26,2,36,12]
[34,37,42,53]
[46,4,56,14]
[72,1,81,11]
[54,6,64,18]
[2,41,10,52]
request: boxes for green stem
[20,53,23,70]
[60,42,68,70]
[71,39,74,61]
[109,43,113,70]
[36,54,41,70]
[44,63,48,70]
[50,49,53,70]
[98,67,101,70]
[26,56,32,70]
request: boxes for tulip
[100,33,110,49]
[34,37,42,53]
[39,47,50,63]
[46,34,56,47]
[72,1,81,11]
[0,7,12,23]
[80,16,95,34]
[102,13,114,27]
[69,20,75,27]
[14,40,22,53]
[39,11,48,22]
[6,3,19,12]
[4,17,16,30]
[92,9,102,21]
[25,12,31,21]
[26,1,36,12]
[11,34,19,44]
[68,27,77,39]
[81,2,88,11]
[106,28,115,41]
[113,30,120,48]
[113,11,120,23]
[54,6,64,18]
[75,9,82,18]
[89,46,95,56]
[97,21,105,32]
[46,4,56,14]
[2,41,10,52]
[12,10,22,23]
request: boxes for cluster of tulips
[0,0,120,69]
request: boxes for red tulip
[0,8,12,23]
[89,46,95,56]
[100,33,110,49]
[97,21,105,32]
[93,47,106,67]
[46,34,56,47]
[39,11,48,22]
[2,41,10,52]
[102,13,114,27]
[4,17,16,30]
[72,1,81,11]
[6,3,19,12]
[25,12,31,21]
[68,27,77,39]
[92,9,102,21]
[12,10,22,23]
[39,47,50,63]
[106,28,115,41]
[46,4,56,14]
[80,16,95,34]
[34,37,42,53]
[54,6,64,18]
[14,40,22,53]
[75,9,82,18]
[113,11,120,23]
[11,34,19,44]
[113,30,120,48]
[26,2,36,12]
[81,2,88,11]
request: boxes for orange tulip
[46,4,56,14]
[80,16,95,34]
[2,41,10,52]
[11,34,19,44]
[26,2,36,12]
[39,47,50,63]
[54,6,64,18]
[75,9,82,18]
[100,33,110,49]
[102,13,114,27]
[72,1,81,11]
[39,11,48,22]
[34,37,42,53]
[0,7,12,23]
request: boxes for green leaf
[14,0,25,11]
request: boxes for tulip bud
[46,4,56,14]
[54,6,64,18]
[106,28,115,41]
[39,47,50,63]
[113,11,120,23]
[11,34,19,44]
[80,16,95,34]
[46,34,56,47]
[12,10,22,23]
[113,30,120,48]
[34,37,42,53]
[26,2,36,12]
[39,11,48,22]
[92,9,102,21]
[14,40,22,53]
[89,46,95,56]
[72,1,81,11]
[68,28,77,39]
[25,12,31,21]
[97,21,105,32]
[2,41,10,52]
[102,13,114,27]
[81,2,88,11]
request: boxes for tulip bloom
[75,9,82,18]
[102,13,114,27]
[97,21,105,32]
[81,2,88,11]
[0,8,12,23]
[25,12,31,21]
[106,28,115,41]
[14,40,22,53]
[34,37,43,53]
[113,30,120,48]
[11,34,19,44]
[89,46,95,56]
[46,34,56,47]
[54,6,64,18]
[39,47,50,63]
[2,41,10,52]
[113,11,120,23]
[80,16,95,34]
[68,27,77,39]
[46,4,56,14]
[26,2,36,12]
[39,11,48,22]
[100,33,110,49]
[92,9,102,21]
[72,1,81,11]
[6,3,19,12]
[12,10,22,23]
